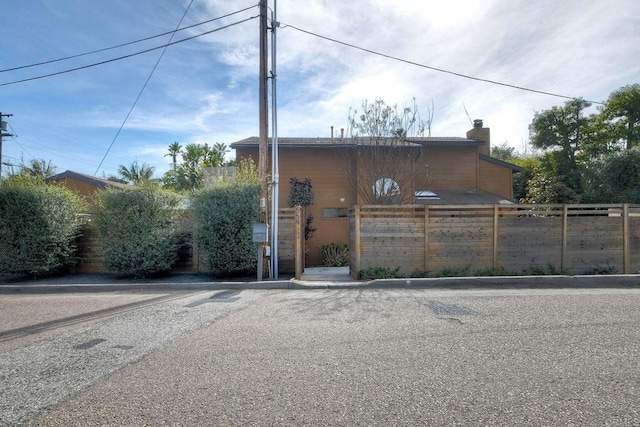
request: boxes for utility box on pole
[253,223,268,281]
[0,113,14,180]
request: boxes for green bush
[320,243,349,267]
[434,267,471,277]
[473,266,512,276]
[0,178,85,275]
[526,263,569,276]
[359,266,403,280]
[583,265,618,275]
[410,269,430,278]
[94,187,184,277]
[193,182,260,276]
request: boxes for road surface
[1,288,639,426]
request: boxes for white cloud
[2,0,639,178]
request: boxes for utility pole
[258,0,269,214]
[0,112,14,181]
[270,0,280,278]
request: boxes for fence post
[294,205,303,279]
[623,203,630,274]
[561,205,568,271]
[424,206,429,271]
[354,205,361,276]
[493,205,499,269]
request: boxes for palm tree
[165,142,182,172]
[213,142,228,165]
[21,159,57,180]
[118,161,154,185]
[182,143,205,171]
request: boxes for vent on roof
[473,119,483,128]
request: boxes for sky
[1,0,639,179]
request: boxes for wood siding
[479,159,513,199]
[350,204,640,276]
[237,146,354,265]
[416,146,479,190]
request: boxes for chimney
[331,126,334,139]
[466,119,490,156]
[341,128,344,139]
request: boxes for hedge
[94,187,184,277]
[193,183,260,276]
[0,179,85,275]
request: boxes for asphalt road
[1,288,639,426]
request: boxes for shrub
[526,263,569,276]
[434,267,470,277]
[359,266,403,280]
[583,265,618,275]
[287,177,316,240]
[410,269,430,278]
[193,182,260,276]
[0,179,85,275]
[320,243,349,267]
[94,187,184,277]
[287,177,314,207]
[473,266,512,276]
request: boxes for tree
[118,161,154,185]
[347,98,430,205]
[165,142,182,172]
[583,147,640,203]
[162,142,229,192]
[234,157,259,185]
[528,98,592,202]
[5,159,57,181]
[491,143,518,162]
[22,159,57,180]
[287,177,316,239]
[601,83,640,150]
[214,142,229,165]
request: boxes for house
[231,120,522,266]
[46,170,129,201]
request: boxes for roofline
[230,136,483,149]
[479,154,524,172]
[46,170,130,189]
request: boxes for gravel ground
[19,288,640,426]
[0,290,266,426]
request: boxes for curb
[2,274,639,294]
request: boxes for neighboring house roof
[416,189,514,205]
[46,170,130,190]
[230,136,484,149]
[479,154,523,172]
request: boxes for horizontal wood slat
[350,204,640,276]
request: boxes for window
[415,190,439,201]
[371,178,400,205]
[373,177,400,198]
[323,207,349,218]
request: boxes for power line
[0,3,258,74]
[282,23,605,106]
[94,0,197,176]
[0,16,258,87]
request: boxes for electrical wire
[0,16,258,88]
[0,3,258,74]
[281,23,605,106]
[95,0,200,176]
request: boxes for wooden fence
[349,204,640,277]
[73,207,302,275]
